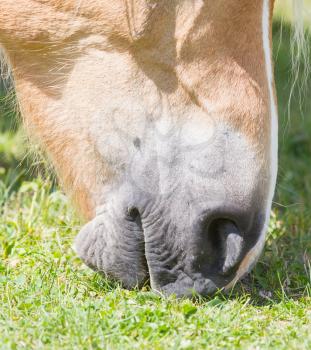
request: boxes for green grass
[0,19,311,350]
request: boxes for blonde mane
[290,0,310,106]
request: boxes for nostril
[128,207,139,220]
[127,207,142,226]
[207,219,244,276]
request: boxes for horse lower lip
[74,213,148,289]
[159,279,218,297]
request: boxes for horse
[0,0,304,297]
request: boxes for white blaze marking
[226,0,278,289]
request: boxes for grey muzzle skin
[74,189,264,297]
[74,124,268,297]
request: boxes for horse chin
[74,213,148,289]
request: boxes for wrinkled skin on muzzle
[75,124,267,297]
